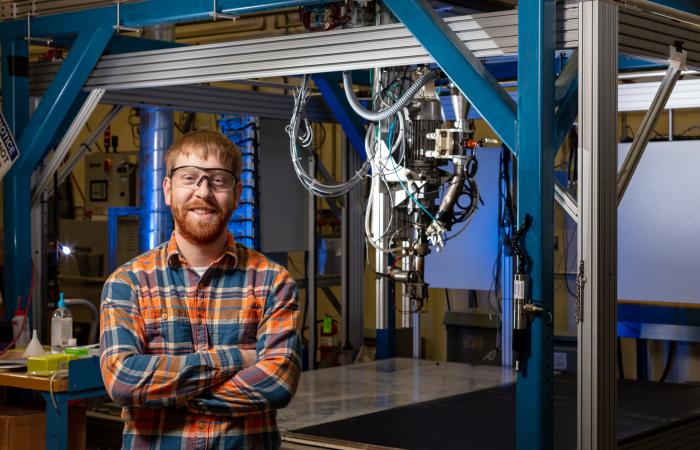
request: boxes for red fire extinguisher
[319,315,339,364]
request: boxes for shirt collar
[166,232,239,269]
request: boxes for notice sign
[0,111,19,182]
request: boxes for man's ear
[233,179,243,209]
[163,176,172,207]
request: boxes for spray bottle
[11,297,30,347]
[51,292,73,353]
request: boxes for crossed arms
[99,268,301,418]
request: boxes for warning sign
[0,111,19,182]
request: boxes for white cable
[287,75,370,198]
[343,70,437,122]
[49,369,69,410]
[364,176,401,253]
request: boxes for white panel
[258,118,308,253]
[424,147,500,290]
[618,141,700,303]
[618,79,700,112]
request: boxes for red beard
[171,199,233,245]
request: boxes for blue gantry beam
[0,0,335,39]
[312,73,367,160]
[383,0,518,153]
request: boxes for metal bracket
[554,179,578,223]
[113,1,141,34]
[617,43,686,204]
[24,13,52,45]
[31,90,109,203]
[209,0,239,21]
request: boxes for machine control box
[84,152,137,215]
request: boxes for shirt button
[198,421,207,429]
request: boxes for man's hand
[240,349,257,368]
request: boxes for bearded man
[99,130,301,450]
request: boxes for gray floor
[278,358,513,432]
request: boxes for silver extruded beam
[619,8,700,71]
[307,153,317,370]
[554,180,578,224]
[617,69,697,79]
[578,2,618,449]
[53,104,123,196]
[82,7,578,90]
[345,139,365,353]
[617,46,685,205]
[31,88,105,204]
[100,85,334,122]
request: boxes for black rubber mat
[293,375,700,450]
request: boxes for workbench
[0,356,106,450]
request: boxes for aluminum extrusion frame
[577,2,619,448]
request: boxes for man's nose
[194,176,213,196]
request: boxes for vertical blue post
[2,39,29,320]
[516,0,555,449]
[41,393,69,450]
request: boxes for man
[100,129,301,449]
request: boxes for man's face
[163,150,242,245]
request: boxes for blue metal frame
[1,38,29,319]
[40,357,106,450]
[0,0,334,39]
[52,34,187,53]
[3,28,113,320]
[516,1,555,449]
[383,0,518,153]
[312,73,367,160]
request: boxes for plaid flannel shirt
[100,233,301,449]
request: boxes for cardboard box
[0,405,85,450]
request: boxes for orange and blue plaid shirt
[100,233,301,449]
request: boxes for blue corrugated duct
[138,25,174,252]
[219,115,259,249]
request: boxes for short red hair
[165,129,242,179]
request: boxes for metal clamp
[113,1,141,34]
[523,303,543,314]
[209,0,239,21]
[24,12,53,45]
